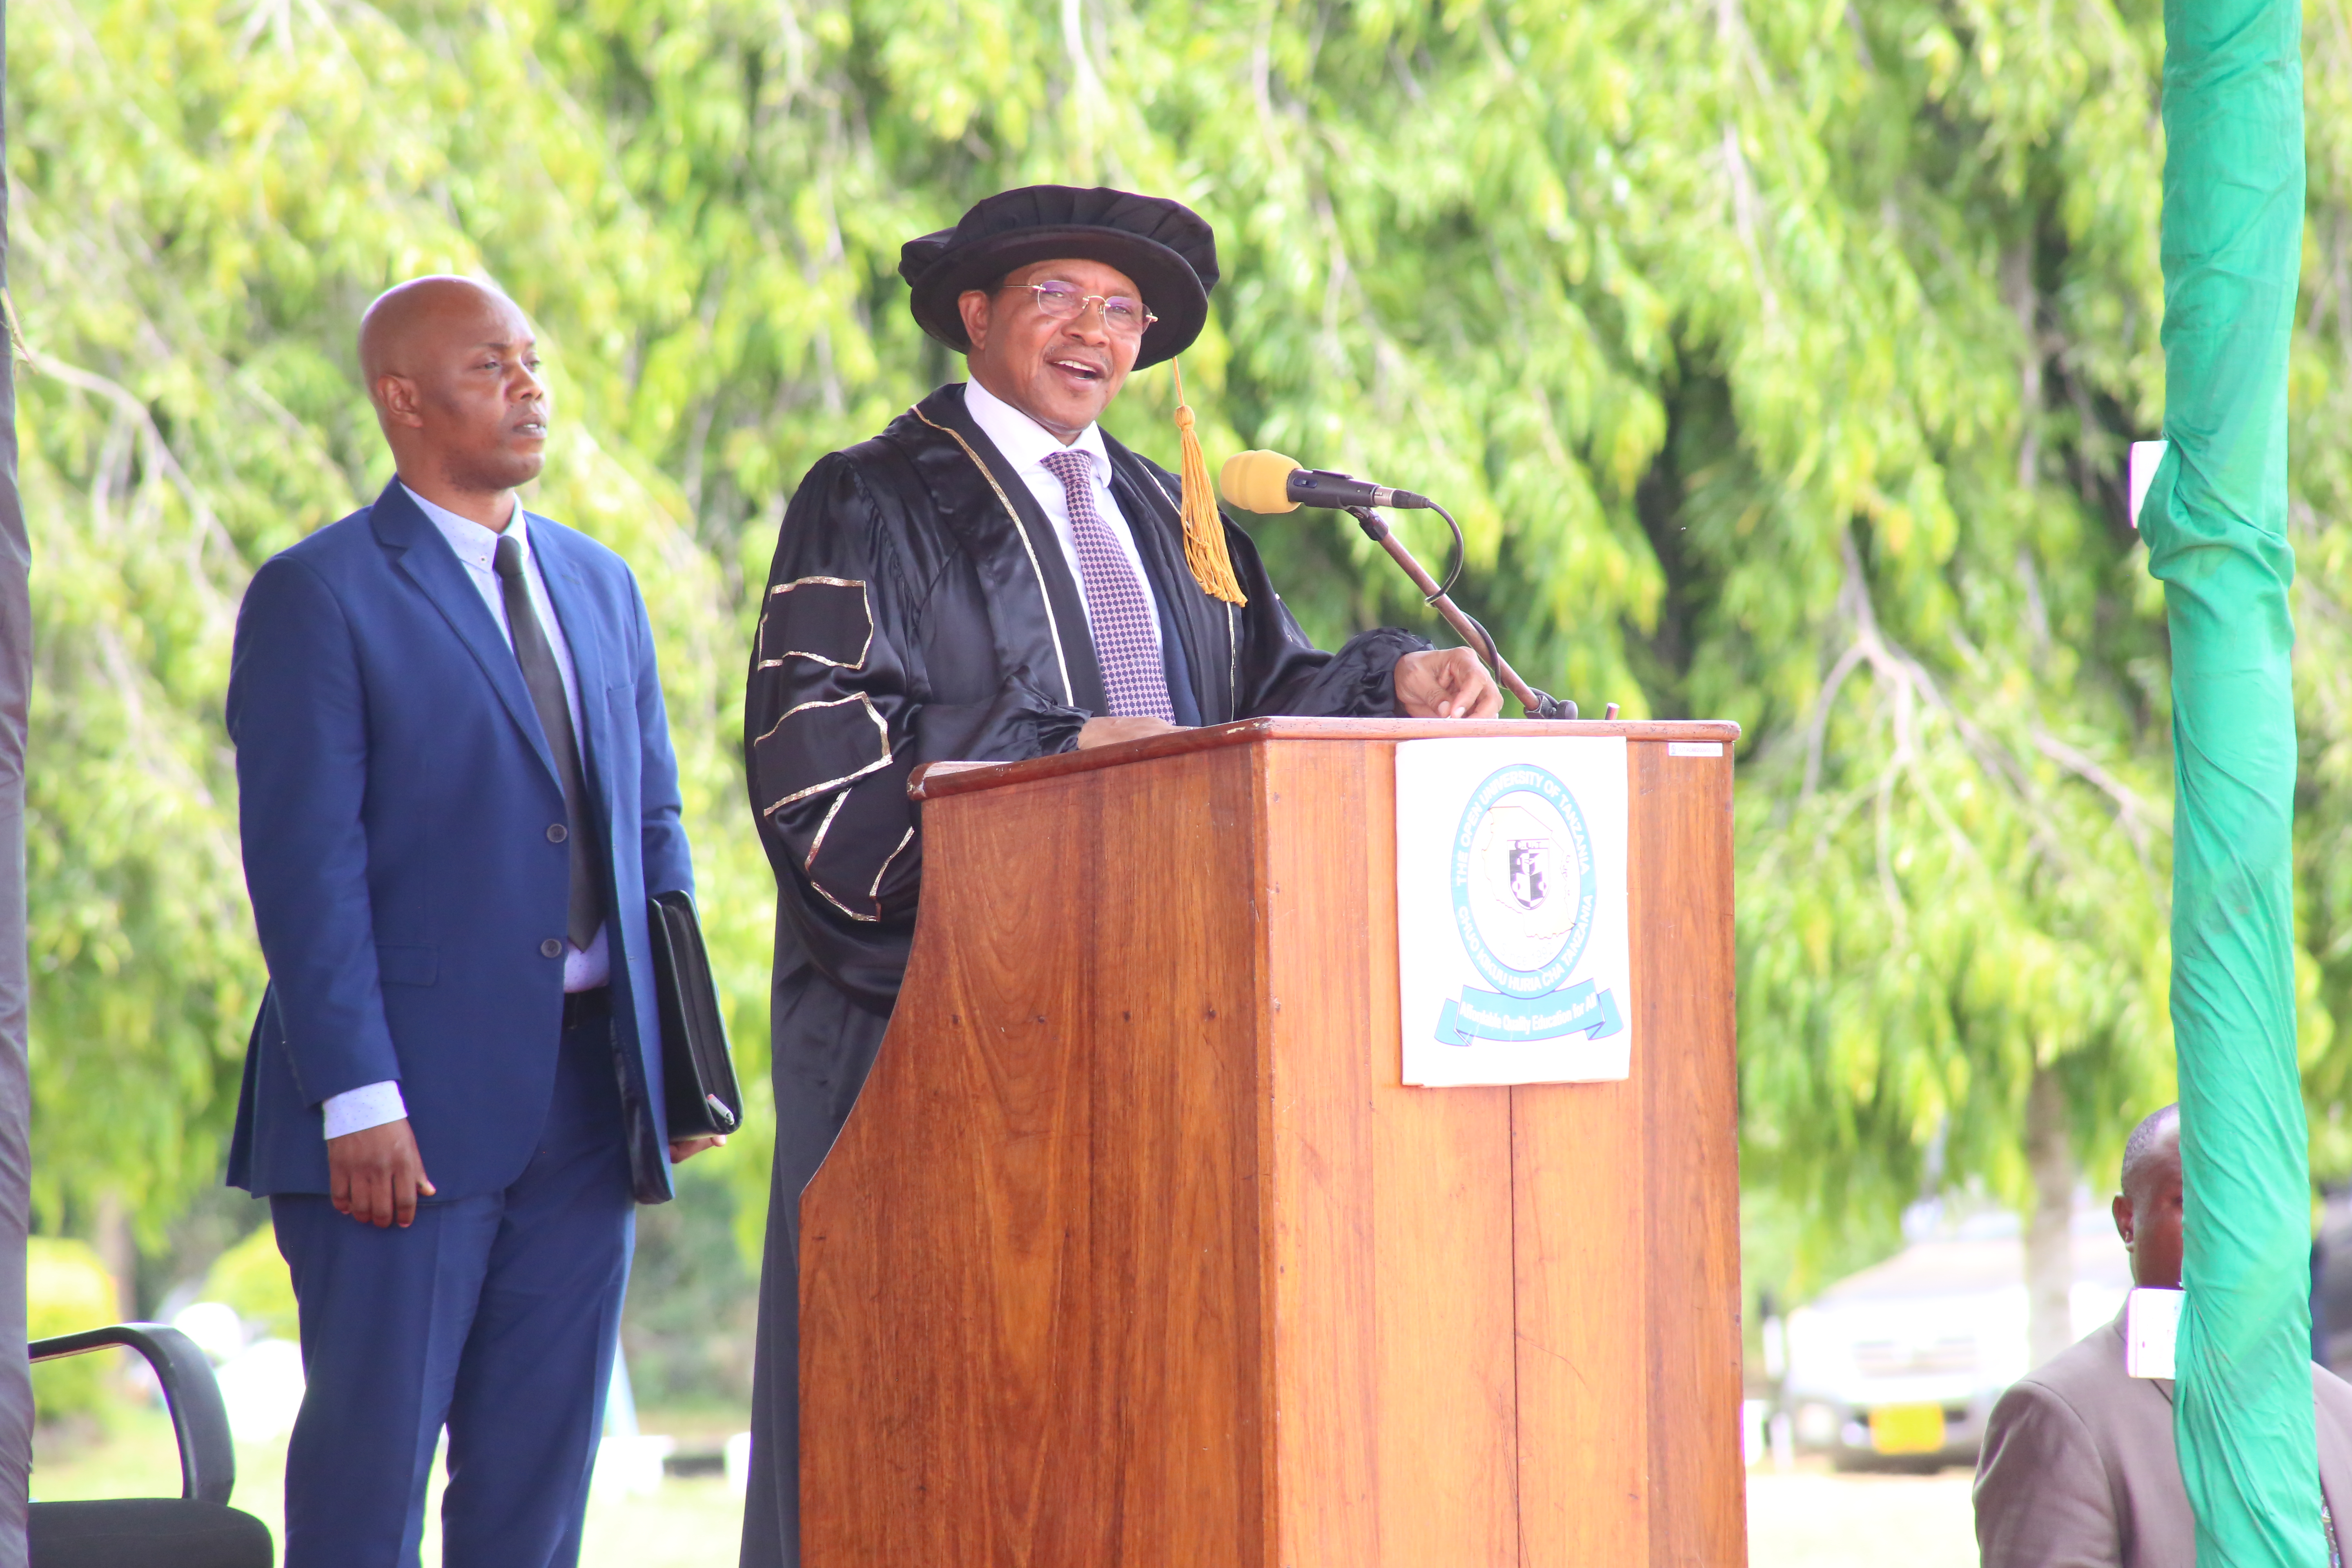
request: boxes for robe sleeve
[746,451,1088,1011]
[1221,517,1430,719]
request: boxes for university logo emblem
[1437,764,1624,1047]
[1506,839,1549,910]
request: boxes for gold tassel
[1171,359,1247,605]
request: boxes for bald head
[2121,1104,2180,1196]
[2113,1103,2183,1289]
[360,276,550,529]
[359,276,518,386]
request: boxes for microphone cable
[1429,500,1467,604]
[1424,501,1500,669]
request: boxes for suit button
[547,823,568,843]
[541,938,564,958]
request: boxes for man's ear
[956,289,992,354]
[2112,1191,2136,1246]
[374,374,427,430]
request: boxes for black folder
[646,890,745,1140]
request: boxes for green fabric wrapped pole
[2141,0,2312,1554]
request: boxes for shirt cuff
[322,1080,408,1140]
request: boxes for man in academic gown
[737,184,1502,1567]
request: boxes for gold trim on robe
[756,577,875,672]
[755,694,893,813]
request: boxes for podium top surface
[906,714,1741,802]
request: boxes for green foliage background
[11,0,2352,1297]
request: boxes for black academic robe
[736,381,1425,1568]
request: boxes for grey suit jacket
[1974,1312,2352,1567]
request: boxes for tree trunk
[2025,1066,2076,1369]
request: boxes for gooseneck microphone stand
[1344,503,1577,720]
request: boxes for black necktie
[492,532,602,949]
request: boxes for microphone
[1212,448,1579,721]
[1218,450,1432,514]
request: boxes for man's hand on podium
[1394,647,1504,719]
[1078,716,1180,749]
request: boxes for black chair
[28,1324,272,1568]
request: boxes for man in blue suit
[226,275,715,1567]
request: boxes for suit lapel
[369,479,563,788]
[2318,1372,2352,1539]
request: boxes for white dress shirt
[962,378,1164,646]
[320,486,610,1141]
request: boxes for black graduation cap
[898,185,1219,371]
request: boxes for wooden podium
[800,717,1744,1566]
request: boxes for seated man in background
[1973,1104,2352,1566]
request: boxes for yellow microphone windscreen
[1218,450,1302,514]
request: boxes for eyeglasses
[1002,280,1158,340]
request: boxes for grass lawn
[37,1406,1980,1567]
[33,1405,745,1567]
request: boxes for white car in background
[1777,1203,2133,1469]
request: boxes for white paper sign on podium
[1395,736,1633,1087]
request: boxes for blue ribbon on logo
[1435,979,1624,1046]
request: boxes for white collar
[402,482,527,572]
[962,377,1110,487]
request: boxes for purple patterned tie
[1041,448,1174,720]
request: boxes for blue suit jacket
[226,479,694,1203]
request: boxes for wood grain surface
[1257,741,1521,1568]
[1632,736,1746,1566]
[800,746,1271,1566]
[800,722,1742,1566]
[907,715,1742,800]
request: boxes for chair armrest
[31,1323,236,1505]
